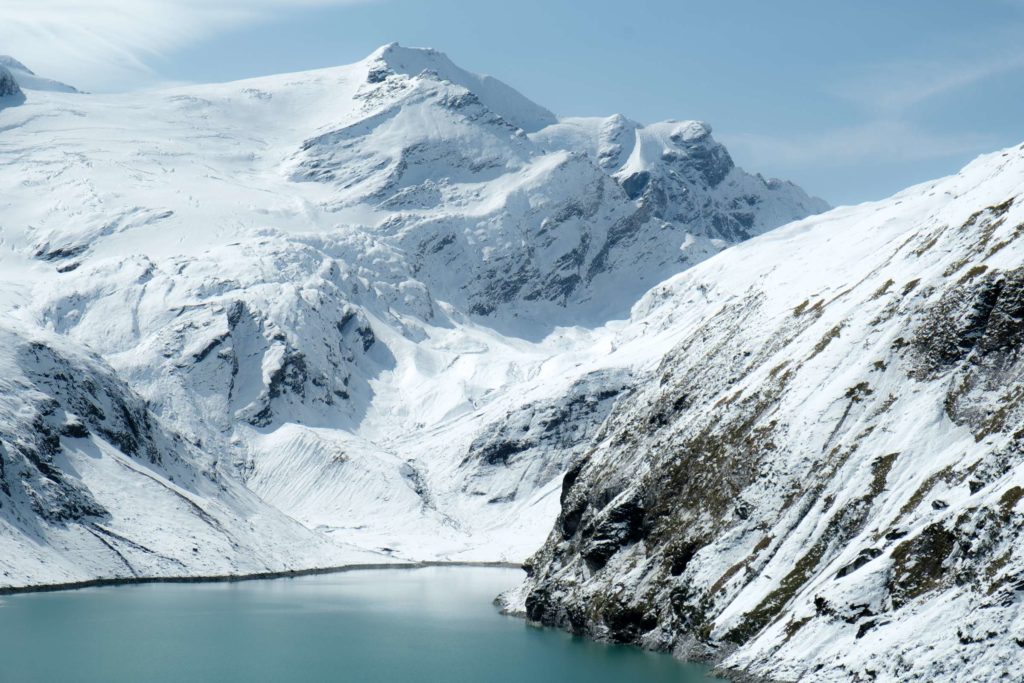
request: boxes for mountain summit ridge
[364,42,558,133]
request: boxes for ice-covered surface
[515,143,1024,682]
[0,45,825,589]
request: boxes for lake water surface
[0,567,723,682]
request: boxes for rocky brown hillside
[510,144,1024,682]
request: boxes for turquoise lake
[0,567,724,682]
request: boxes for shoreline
[0,560,524,597]
[1,560,758,680]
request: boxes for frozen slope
[514,143,1024,682]
[0,44,826,583]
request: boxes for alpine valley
[1,44,1021,682]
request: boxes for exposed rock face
[0,326,166,530]
[511,146,1024,682]
[459,369,632,504]
[0,326,185,527]
[0,322,380,585]
[614,121,768,243]
[0,65,23,99]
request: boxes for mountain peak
[0,56,32,73]
[670,119,713,142]
[368,42,446,70]
[0,56,78,93]
[363,42,557,133]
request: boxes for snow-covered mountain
[509,143,1024,682]
[0,321,381,585]
[0,56,78,93]
[8,43,1019,682]
[0,44,826,589]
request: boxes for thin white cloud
[0,0,376,91]
[830,53,1024,115]
[722,120,996,169]
[725,35,1023,181]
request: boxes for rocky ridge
[510,143,1024,682]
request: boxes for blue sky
[3,0,1023,205]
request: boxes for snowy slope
[0,56,78,93]
[0,46,825,585]
[0,322,385,588]
[513,143,1024,682]
[364,43,557,132]
[1,45,1020,682]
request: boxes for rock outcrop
[0,65,23,100]
[511,144,1024,682]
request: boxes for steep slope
[0,43,825,580]
[364,43,557,132]
[0,65,24,104]
[0,56,78,93]
[0,323,382,588]
[512,143,1024,681]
